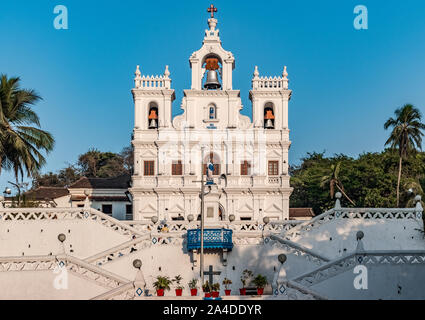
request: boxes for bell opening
[148,105,159,129]
[264,106,275,129]
[203,57,222,90]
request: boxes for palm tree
[0,75,54,182]
[384,104,425,207]
[320,161,356,206]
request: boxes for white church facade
[130,12,293,222]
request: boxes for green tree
[32,164,81,188]
[384,104,425,207]
[320,161,355,206]
[77,148,123,178]
[0,75,54,181]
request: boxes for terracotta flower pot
[212,291,219,298]
[157,289,165,296]
[190,289,198,296]
[175,289,183,296]
[239,288,246,295]
[204,292,211,298]
[257,288,264,296]
[225,289,231,296]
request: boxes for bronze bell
[204,70,221,90]
[148,109,158,129]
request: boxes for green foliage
[290,150,425,214]
[0,75,55,182]
[202,280,211,292]
[240,269,253,288]
[222,278,232,290]
[253,274,268,289]
[188,278,198,290]
[153,276,172,291]
[31,146,133,188]
[172,275,184,290]
[212,282,220,291]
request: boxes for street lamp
[2,187,11,208]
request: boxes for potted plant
[253,274,268,296]
[188,278,198,296]
[222,278,232,296]
[202,280,212,298]
[172,275,184,296]
[153,276,172,296]
[211,283,220,298]
[240,269,253,295]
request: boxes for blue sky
[1,0,425,189]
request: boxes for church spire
[204,4,220,42]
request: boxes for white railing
[0,207,143,238]
[252,76,288,90]
[123,220,302,235]
[91,282,136,300]
[267,177,281,185]
[283,207,423,241]
[291,250,425,288]
[84,234,184,266]
[269,235,331,264]
[134,75,171,90]
[273,279,328,300]
[0,254,129,289]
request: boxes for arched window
[264,102,275,129]
[203,152,221,176]
[148,102,158,129]
[209,105,217,120]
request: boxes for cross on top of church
[207,4,217,18]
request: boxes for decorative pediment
[140,204,157,214]
[168,204,184,214]
[267,149,281,158]
[140,149,157,158]
[166,149,184,158]
[237,203,254,213]
[264,203,282,214]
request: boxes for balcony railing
[187,229,233,251]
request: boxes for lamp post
[200,146,205,285]
[2,187,11,208]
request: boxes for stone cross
[204,265,221,285]
[207,4,217,18]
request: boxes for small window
[102,204,113,216]
[126,205,133,220]
[241,217,252,221]
[144,161,155,176]
[209,106,216,119]
[240,161,251,176]
[77,204,84,208]
[172,160,183,175]
[268,161,279,176]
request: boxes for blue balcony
[187,229,233,251]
